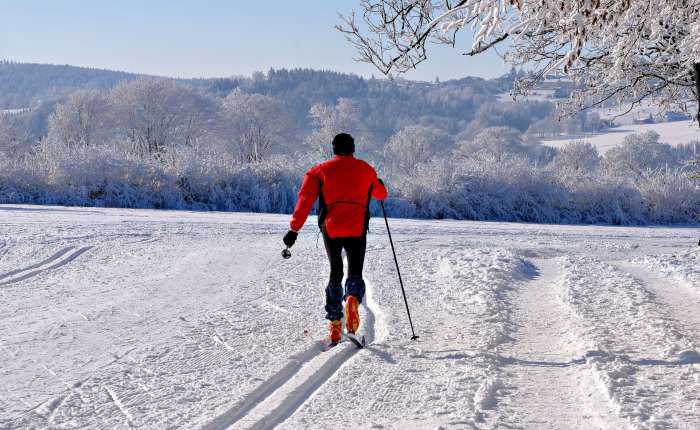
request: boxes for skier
[283,133,387,345]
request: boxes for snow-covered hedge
[0,146,299,213]
[385,156,699,225]
[1,143,698,226]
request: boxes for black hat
[332,133,355,155]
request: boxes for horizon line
[0,58,514,84]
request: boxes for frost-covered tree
[459,126,527,162]
[0,113,33,157]
[551,141,601,175]
[223,90,292,162]
[111,79,215,158]
[341,1,700,126]
[604,131,676,177]
[385,125,450,172]
[689,160,700,180]
[46,90,109,148]
[305,98,364,158]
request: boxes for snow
[543,120,699,153]
[1,204,699,429]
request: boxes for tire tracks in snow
[614,261,700,350]
[558,257,700,429]
[498,258,623,429]
[200,278,384,430]
[0,246,93,286]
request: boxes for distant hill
[0,61,524,141]
[0,60,513,108]
[0,60,150,108]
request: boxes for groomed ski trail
[498,258,623,429]
[201,278,385,430]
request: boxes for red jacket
[290,155,387,238]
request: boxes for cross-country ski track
[1,205,699,429]
[201,279,384,430]
[0,246,93,286]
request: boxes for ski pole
[380,200,419,340]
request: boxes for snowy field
[1,205,700,429]
[543,120,699,153]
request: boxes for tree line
[0,66,698,224]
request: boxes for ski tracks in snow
[200,279,384,430]
[0,245,93,286]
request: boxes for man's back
[290,155,387,238]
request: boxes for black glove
[283,230,298,247]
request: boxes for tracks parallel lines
[0,246,93,286]
[200,279,381,430]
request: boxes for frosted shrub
[636,169,700,223]
[382,152,698,225]
[385,125,450,174]
[0,132,698,225]
[388,155,565,222]
[0,140,303,213]
[47,89,110,148]
[551,141,601,176]
[603,132,677,177]
[458,126,527,162]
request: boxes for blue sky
[0,0,508,81]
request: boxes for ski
[321,334,365,352]
[321,339,346,352]
[344,333,365,349]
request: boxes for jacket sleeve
[371,171,388,201]
[290,168,321,232]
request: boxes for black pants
[323,232,367,321]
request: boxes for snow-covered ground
[543,120,699,153]
[1,205,699,429]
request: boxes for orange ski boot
[328,320,342,343]
[345,295,360,334]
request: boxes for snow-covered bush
[551,141,601,177]
[110,78,217,159]
[458,126,527,162]
[385,125,450,173]
[0,139,302,213]
[46,89,111,148]
[380,151,699,225]
[636,169,700,224]
[604,132,678,178]
[1,138,697,225]
[222,90,295,163]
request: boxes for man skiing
[283,133,387,345]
